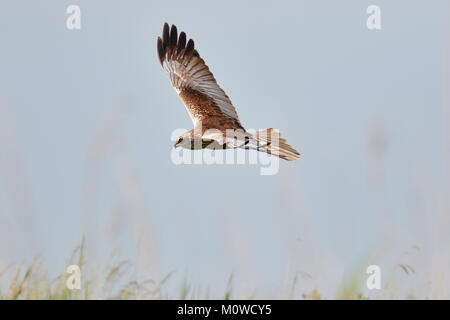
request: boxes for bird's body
[157,23,300,161]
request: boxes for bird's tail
[249,128,300,161]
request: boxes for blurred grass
[0,239,421,300]
[0,238,171,300]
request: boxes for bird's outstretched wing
[157,23,241,128]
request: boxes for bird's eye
[177,138,183,144]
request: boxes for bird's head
[174,131,202,150]
[174,136,184,148]
[174,132,192,149]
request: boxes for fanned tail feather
[251,129,300,161]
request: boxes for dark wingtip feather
[170,24,178,47]
[185,39,194,55]
[157,37,164,65]
[162,22,170,46]
[159,23,197,65]
[183,39,195,63]
[178,32,186,51]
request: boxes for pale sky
[0,1,449,298]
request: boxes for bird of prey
[157,23,300,161]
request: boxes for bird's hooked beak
[174,137,182,148]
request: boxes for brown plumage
[157,23,300,161]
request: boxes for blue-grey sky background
[0,0,449,298]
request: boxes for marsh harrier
[157,23,300,161]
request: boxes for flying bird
[157,23,300,161]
